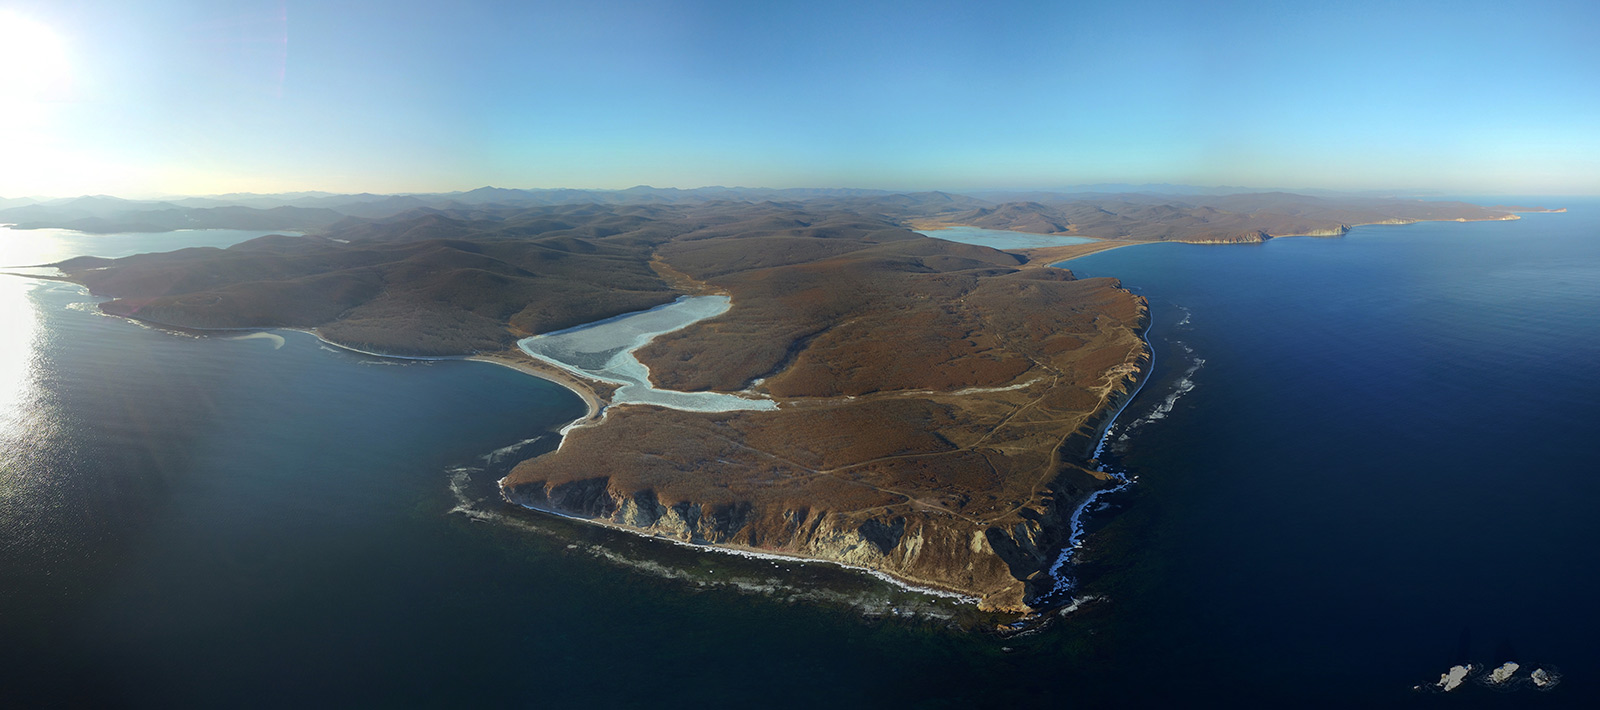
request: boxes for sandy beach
[1018,239,1148,266]
[466,349,610,422]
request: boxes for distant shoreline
[917,209,1555,259]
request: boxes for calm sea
[1063,201,1600,705]
[1,207,1595,707]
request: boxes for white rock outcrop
[1488,662,1519,684]
[1531,668,1553,688]
[1437,664,1471,691]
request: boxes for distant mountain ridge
[919,191,1539,242]
[1,186,1553,240]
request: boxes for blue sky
[2,0,1597,196]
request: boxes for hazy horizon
[2,0,1596,197]
[6,183,1594,205]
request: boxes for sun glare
[0,11,69,101]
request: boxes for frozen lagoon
[916,226,1097,250]
[517,295,777,412]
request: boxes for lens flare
[0,11,69,102]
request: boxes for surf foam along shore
[1035,323,1154,605]
[1106,338,1202,455]
[516,295,776,413]
[1028,254,1163,607]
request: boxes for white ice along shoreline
[1039,312,1158,603]
[516,295,777,413]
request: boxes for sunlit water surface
[0,224,299,266]
[1060,203,1600,704]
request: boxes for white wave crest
[482,436,543,465]
[1122,344,1204,432]
[1138,359,1202,424]
[227,332,285,349]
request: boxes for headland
[47,189,1547,612]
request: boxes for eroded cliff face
[500,460,1125,610]
[1181,224,1350,243]
[1178,231,1271,244]
[1265,225,1351,238]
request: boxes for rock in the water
[1531,668,1553,688]
[1437,664,1471,691]
[1488,661,1520,684]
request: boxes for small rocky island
[50,189,1542,610]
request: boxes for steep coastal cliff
[501,445,1135,609]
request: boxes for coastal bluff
[51,191,1523,611]
[501,231,1149,610]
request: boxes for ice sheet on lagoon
[517,295,777,413]
[915,226,1096,251]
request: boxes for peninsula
[49,189,1540,610]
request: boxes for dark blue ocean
[1,205,1596,707]
[1063,203,1600,705]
